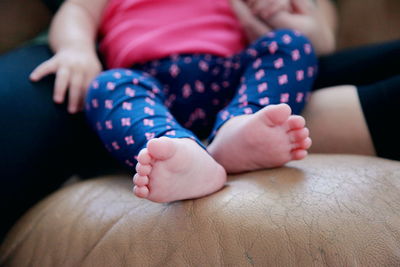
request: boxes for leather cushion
[2,155,400,266]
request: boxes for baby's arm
[30,0,108,113]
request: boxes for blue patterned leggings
[85,29,317,170]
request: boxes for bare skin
[208,104,311,173]
[134,137,227,203]
[303,85,376,155]
[134,104,311,202]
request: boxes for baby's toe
[136,162,152,176]
[137,148,152,164]
[289,127,309,142]
[133,173,150,187]
[291,149,308,160]
[292,137,312,150]
[133,185,150,198]
[286,115,306,130]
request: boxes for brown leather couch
[1,1,400,266]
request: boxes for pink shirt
[99,0,246,68]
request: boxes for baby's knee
[263,29,311,45]
[255,29,315,58]
[89,68,161,96]
[275,29,311,46]
[88,68,134,92]
[87,69,143,100]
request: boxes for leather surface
[336,0,400,49]
[3,1,400,266]
[0,0,51,53]
[2,155,400,266]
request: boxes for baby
[30,0,318,203]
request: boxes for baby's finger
[73,88,86,113]
[53,67,70,104]
[68,73,85,113]
[84,74,96,95]
[30,59,57,81]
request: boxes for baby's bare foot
[208,104,311,173]
[133,137,226,203]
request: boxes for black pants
[0,45,120,240]
[1,40,399,240]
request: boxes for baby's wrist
[54,41,96,54]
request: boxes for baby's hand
[30,47,102,114]
[245,0,291,21]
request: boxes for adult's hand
[246,0,291,21]
[230,0,271,42]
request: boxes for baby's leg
[86,69,226,202]
[208,30,317,173]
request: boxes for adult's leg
[303,85,375,155]
[307,40,400,158]
[0,44,119,240]
[314,40,400,88]
[357,75,400,160]
[305,75,400,160]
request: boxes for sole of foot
[208,104,311,173]
[133,137,227,203]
